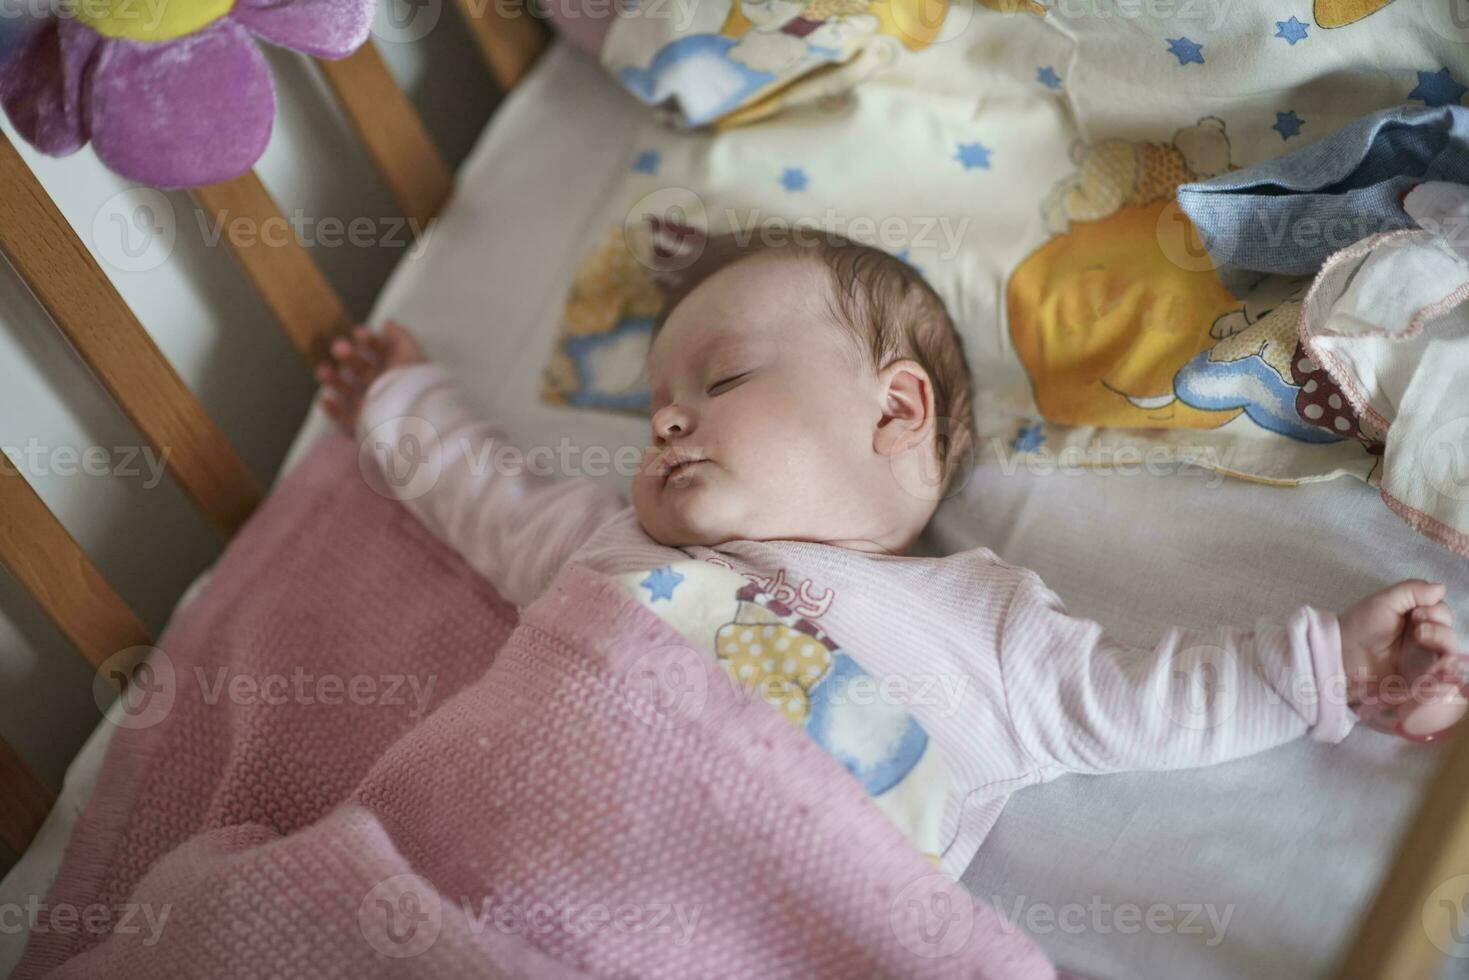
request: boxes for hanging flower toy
[0,0,374,188]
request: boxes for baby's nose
[652,404,693,441]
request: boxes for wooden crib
[0,10,1463,977]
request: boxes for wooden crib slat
[315,43,452,228]
[190,171,354,363]
[0,467,154,671]
[0,132,263,539]
[0,735,55,856]
[452,0,548,92]
[1335,719,1469,979]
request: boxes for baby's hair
[652,232,976,496]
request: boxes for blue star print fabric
[547,0,1468,494]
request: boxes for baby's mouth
[660,453,708,487]
[669,461,708,487]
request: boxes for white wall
[0,7,504,868]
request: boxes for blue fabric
[1177,105,1469,295]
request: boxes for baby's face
[633,253,921,551]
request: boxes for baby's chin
[634,484,750,549]
[637,505,738,549]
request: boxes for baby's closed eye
[707,371,753,396]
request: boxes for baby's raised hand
[316,321,424,432]
[1339,580,1468,741]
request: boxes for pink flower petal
[0,18,100,156]
[87,21,275,188]
[232,0,375,60]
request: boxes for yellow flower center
[68,0,235,42]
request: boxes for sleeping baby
[317,235,1467,875]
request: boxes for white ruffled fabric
[1301,181,1469,556]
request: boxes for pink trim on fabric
[1298,230,1469,436]
[1381,490,1469,558]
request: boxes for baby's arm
[997,573,1464,777]
[317,323,629,606]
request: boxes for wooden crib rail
[0,132,263,539]
[1335,716,1469,978]
[0,737,54,857]
[0,6,547,860]
[0,469,153,670]
[316,42,452,229]
[454,0,548,92]
[189,173,354,364]
[0,464,152,855]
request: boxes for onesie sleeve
[996,570,1354,776]
[355,363,630,606]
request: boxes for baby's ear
[873,360,934,457]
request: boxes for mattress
[4,40,1468,980]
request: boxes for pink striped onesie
[358,363,1355,878]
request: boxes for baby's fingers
[1400,680,1469,739]
[320,388,357,432]
[1375,579,1448,615]
[314,361,350,394]
[329,336,376,383]
[1413,621,1459,659]
[1411,602,1453,628]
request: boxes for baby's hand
[1339,580,1468,741]
[316,321,425,432]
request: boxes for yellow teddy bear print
[1314,0,1397,28]
[715,601,833,725]
[1009,119,1245,429]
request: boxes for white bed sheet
[5,40,1469,980]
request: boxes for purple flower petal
[87,21,275,188]
[232,0,375,60]
[0,18,100,157]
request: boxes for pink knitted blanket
[15,435,1055,979]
